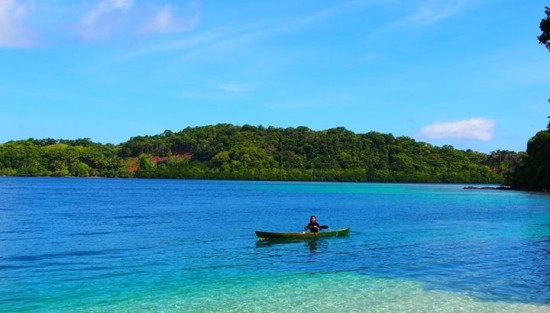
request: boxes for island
[0,124,520,184]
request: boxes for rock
[463,186,511,190]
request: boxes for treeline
[511,7,550,191]
[0,138,132,178]
[0,124,520,184]
[513,6,550,191]
[510,130,550,191]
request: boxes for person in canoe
[304,215,321,232]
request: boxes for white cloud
[141,1,200,34]
[0,0,34,47]
[141,4,177,33]
[79,0,199,40]
[79,0,133,40]
[419,118,495,141]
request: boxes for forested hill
[0,124,519,183]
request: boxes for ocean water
[0,177,549,312]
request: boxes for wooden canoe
[255,227,350,240]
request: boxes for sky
[1,0,550,153]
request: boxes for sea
[0,177,549,312]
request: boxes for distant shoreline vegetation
[0,124,521,184]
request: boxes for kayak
[255,227,350,240]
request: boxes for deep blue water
[0,177,549,312]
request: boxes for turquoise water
[1,178,549,312]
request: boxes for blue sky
[1,0,549,152]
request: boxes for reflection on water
[306,239,330,254]
[307,239,319,253]
[255,237,332,255]
[255,238,329,252]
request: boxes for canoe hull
[255,227,350,240]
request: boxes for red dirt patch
[150,153,193,164]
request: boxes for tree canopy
[0,124,518,184]
[509,7,550,191]
[538,6,550,51]
[510,131,550,190]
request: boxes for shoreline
[3,175,547,192]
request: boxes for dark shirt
[305,222,320,232]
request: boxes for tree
[539,6,550,51]
[0,125,511,183]
[510,7,550,190]
[541,7,550,131]
[511,131,550,190]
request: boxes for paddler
[304,215,321,232]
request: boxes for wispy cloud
[177,80,258,101]
[122,0,379,60]
[178,90,227,101]
[79,0,133,40]
[268,93,351,110]
[362,52,379,60]
[0,0,34,47]
[215,82,255,93]
[268,99,325,110]
[122,24,263,61]
[393,0,477,27]
[140,1,200,34]
[79,0,199,40]
[419,118,495,141]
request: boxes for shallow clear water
[0,177,549,312]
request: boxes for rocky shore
[463,186,512,191]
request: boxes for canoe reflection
[255,238,329,253]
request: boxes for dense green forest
[510,130,550,191]
[0,124,519,184]
[509,7,550,191]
